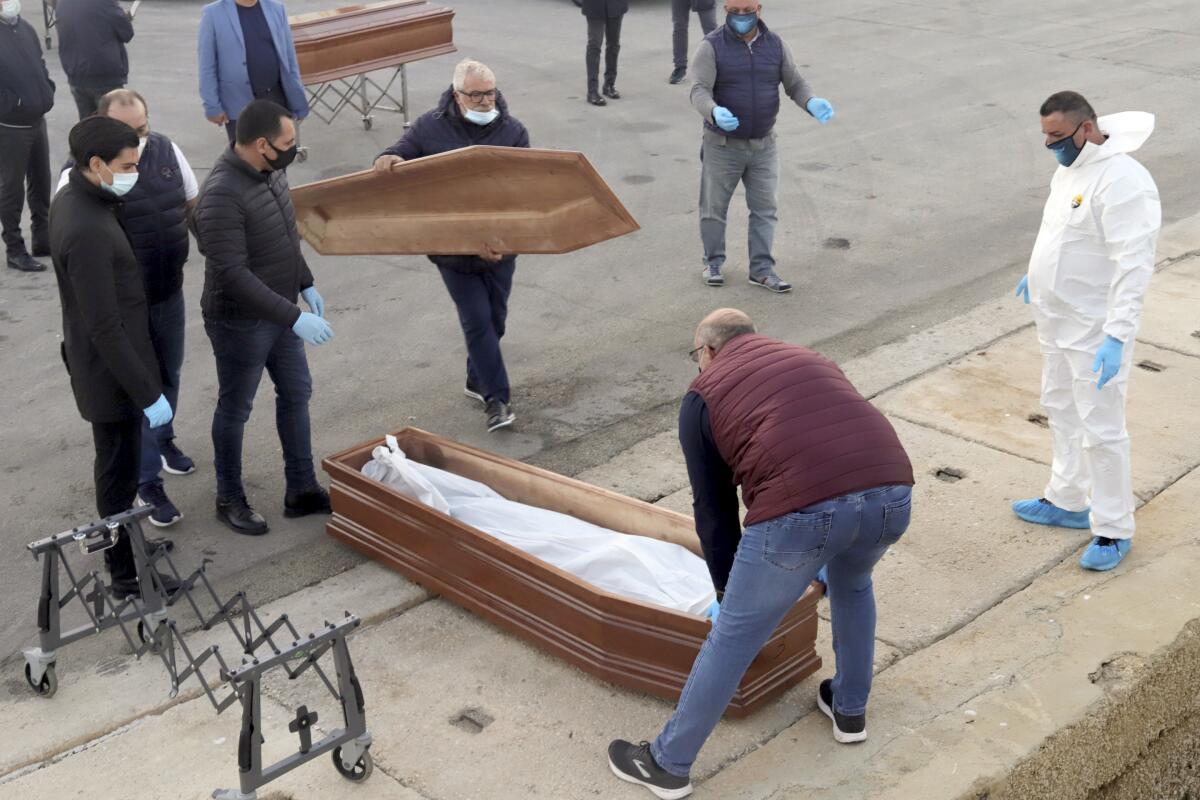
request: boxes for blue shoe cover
[1012,498,1091,529]
[1079,537,1132,571]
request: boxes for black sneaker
[216,496,270,536]
[464,379,486,407]
[608,740,692,799]
[817,679,867,743]
[668,66,687,85]
[284,485,332,518]
[160,440,196,475]
[109,570,182,601]
[136,483,183,528]
[485,400,515,432]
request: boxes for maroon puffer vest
[690,334,914,526]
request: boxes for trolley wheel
[332,746,373,782]
[137,621,163,654]
[46,36,53,49]
[25,662,57,698]
[297,148,308,164]
[362,117,373,131]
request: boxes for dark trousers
[205,317,317,501]
[139,289,186,489]
[586,15,623,92]
[69,83,123,120]
[0,119,51,258]
[672,0,717,68]
[437,260,515,405]
[92,418,141,579]
[226,83,288,143]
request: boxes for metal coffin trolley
[21,506,374,800]
[290,0,457,132]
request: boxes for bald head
[695,308,756,354]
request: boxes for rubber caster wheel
[25,662,58,698]
[297,148,309,164]
[362,117,373,131]
[332,746,373,782]
[137,621,163,654]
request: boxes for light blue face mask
[0,0,21,22]
[727,11,758,35]
[1047,120,1085,167]
[463,107,499,126]
[101,167,139,197]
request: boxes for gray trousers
[672,0,717,69]
[699,133,779,278]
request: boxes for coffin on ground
[323,428,821,717]
[291,146,640,256]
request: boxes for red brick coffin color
[322,428,822,717]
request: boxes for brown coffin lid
[290,146,641,256]
[290,0,433,36]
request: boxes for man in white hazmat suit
[1013,91,1161,572]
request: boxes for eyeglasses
[457,88,497,102]
[688,345,707,363]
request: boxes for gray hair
[696,309,757,353]
[453,59,496,91]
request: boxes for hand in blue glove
[712,106,740,132]
[143,394,173,429]
[1092,335,1124,390]
[293,311,334,346]
[706,598,721,624]
[1015,275,1030,304]
[301,286,325,318]
[806,97,835,124]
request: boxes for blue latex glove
[1016,275,1030,304]
[301,286,325,318]
[806,97,835,124]
[706,598,721,624]
[292,311,334,346]
[712,106,740,132]
[143,394,173,429]
[1092,335,1124,390]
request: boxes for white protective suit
[1026,111,1161,539]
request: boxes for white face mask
[99,164,139,197]
[0,0,21,21]
[463,107,499,126]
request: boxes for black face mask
[263,140,298,171]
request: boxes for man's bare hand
[207,112,229,126]
[374,155,404,172]
[478,243,504,263]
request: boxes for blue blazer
[198,0,308,120]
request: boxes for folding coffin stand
[21,506,374,800]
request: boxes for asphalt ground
[2,0,1199,667]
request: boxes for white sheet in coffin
[361,436,716,615]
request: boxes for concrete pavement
[4,218,1198,798]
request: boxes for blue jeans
[204,317,317,501]
[139,290,187,490]
[652,484,913,777]
[437,260,515,404]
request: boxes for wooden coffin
[292,146,641,256]
[323,428,822,717]
[289,0,457,85]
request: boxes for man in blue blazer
[198,0,308,143]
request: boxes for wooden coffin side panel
[292,147,640,256]
[327,427,702,554]
[323,429,822,716]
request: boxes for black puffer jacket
[378,87,529,274]
[194,147,314,328]
[50,169,161,423]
